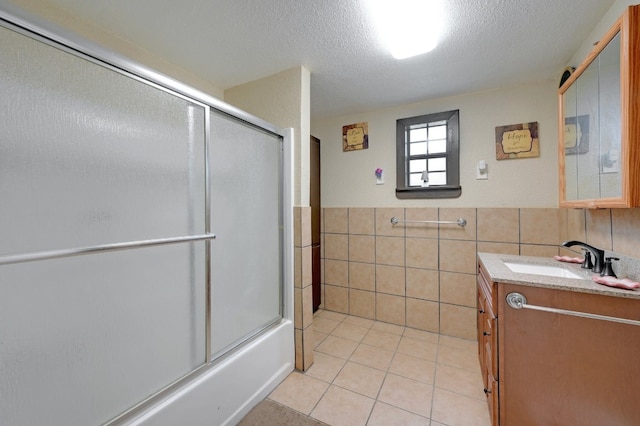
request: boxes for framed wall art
[343,122,368,152]
[495,121,539,160]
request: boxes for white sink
[503,262,584,279]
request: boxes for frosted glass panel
[209,110,282,357]
[0,243,206,425]
[0,25,206,255]
[0,23,208,425]
[0,18,285,425]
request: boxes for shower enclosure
[0,6,293,425]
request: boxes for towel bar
[390,216,467,227]
[506,291,640,326]
[0,233,217,266]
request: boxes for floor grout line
[429,333,441,424]
[302,310,487,425]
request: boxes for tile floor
[267,310,491,426]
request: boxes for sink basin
[503,262,584,279]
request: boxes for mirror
[560,32,621,204]
[598,33,622,198]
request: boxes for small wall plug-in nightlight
[421,170,429,187]
[375,168,384,184]
[476,160,488,180]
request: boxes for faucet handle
[600,257,620,278]
[581,249,594,270]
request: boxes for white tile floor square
[267,310,491,426]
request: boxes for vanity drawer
[477,295,486,362]
[484,316,498,380]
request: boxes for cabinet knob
[484,388,491,394]
[479,309,485,314]
[483,331,490,336]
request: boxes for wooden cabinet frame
[477,263,499,426]
[558,5,640,208]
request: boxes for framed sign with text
[495,121,539,160]
[342,122,368,152]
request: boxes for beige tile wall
[563,208,640,259]
[316,206,640,342]
[294,206,314,371]
[321,207,572,340]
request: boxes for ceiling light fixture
[365,0,444,60]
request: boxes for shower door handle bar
[390,216,467,227]
[0,234,217,266]
[506,292,640,327]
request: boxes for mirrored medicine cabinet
[559,5,640,208]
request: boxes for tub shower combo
[0,5,293,425]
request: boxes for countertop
[478,252,640,300]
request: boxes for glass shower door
[209,110,283,358]
[0,24,207,425]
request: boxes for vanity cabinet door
[477,293,486,383]
[558,5,640,208]
[477,263,499,426]
[498,283,640,425]
[483,303,499,426]
[485,376,498,426]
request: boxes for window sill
[395,186,462,199]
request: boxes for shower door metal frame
[0,5,288,425]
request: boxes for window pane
[396,109,460,198]
[409,127,427,142]
[429,171,447,185]
[428,157,447,171]
[429,124,447,140]
[409,159,426,173]
[410,142,427,155]
[409,173,423,186]
[429,139,447,154]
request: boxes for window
[396,109,461,198]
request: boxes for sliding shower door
[209,110,283,358]
[0,23,208,425]
[0,10,286,425]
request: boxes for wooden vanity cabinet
[498,283,640,425]
[478,259,640,425]
[477,263,499,426]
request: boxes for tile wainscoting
[294,206,314,370]
[319,207,640,340]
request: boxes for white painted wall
[312,79,559,208]
[568,0,636,67]
[4,0,225,99]
[225,66,311,207]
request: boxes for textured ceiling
[17,0,616,120]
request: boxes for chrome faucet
[560,240,605,274]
